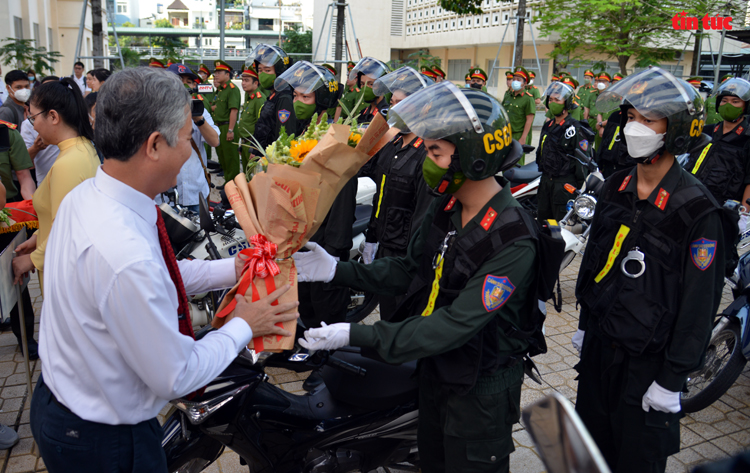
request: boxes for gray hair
[95,67,190,161]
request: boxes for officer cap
[148,57,165,68]
[466,73,472,82]
[470,67,488,82]
[613,73,626,82]
[321,63,338,76]
[214,59,233,73]
[432,65,446,79]
[561,76,579,89]
[420,65,438,79]
[720,74,734,83]
[584,69,595,78]
[199,64,211,76]
[687,76,703,89]
[512,66,530,83]
[166,57,178,67]
[597,72,613,82]
[528,71,536,79]
[241,65,259,80]
[347,61,356,72]
[505,70,514,79]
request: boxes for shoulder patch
[482,275,515,312]
[0,120,17,130]
[444,196,457,211]
[655,188,670,210]
[737,126,744,135]
[278,109,290,123]
[691,238,717,271]
[579,139,589,151]
[618,175,632,192]
[480,207,498,231]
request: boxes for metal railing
[110,45,312,59]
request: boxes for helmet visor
[712,78,750,101]
[596,67,703,120]
[348,57,390,82]
[373,66,430,97]
[274,61,333,94]
[387,81,489,139]
[542,82,575,102]
[246,44,284,68]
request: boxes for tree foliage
[280,25,312,56]
[439,0,484,15]
[536,0,744,74]
[0,38,62,76]
[389,49,443,71]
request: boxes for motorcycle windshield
[246,43,286,68]
[274,61,333,94]
[712,77,750,101]
[596,67,703,120]
[387,81,497,140]
[373,66,431,97]
[348,57,390,82]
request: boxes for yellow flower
[289,139,318,163]
[348,132,362,147]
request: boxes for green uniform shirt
[527,85,541,102]
[502,89,513,108]
[236,90,266,138]
[0,126,33,200]
[213,82,241,123]
[339,185,537,364]
[577,84,596,114]
[505,91,536,137]
[705,96,721,125]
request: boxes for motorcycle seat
[503,162,541,184]
[352,205,372,237]
[321,347,418,411]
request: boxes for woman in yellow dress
[12,77,100,294]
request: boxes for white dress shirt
[71,74,86,95]
[177,109,217,206]
[19,118,59,185]
[39,167,253,425]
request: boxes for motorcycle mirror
[522,392,610,473]
[522,144,536,154]
[198,193,216,233]
[585,174,604,194]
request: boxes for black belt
[50,389,73,414]
[215,121,230,126]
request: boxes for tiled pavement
[2,238,749,472]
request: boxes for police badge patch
[690,238,717,271]
[482,275,515,312]
[579,139,589,151]
[278,109,291,123]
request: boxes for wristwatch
[195,118,206,127]
[228,128,234,133]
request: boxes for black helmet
[543,82,576,111]
[712,77,750,113]
[388,81,522,184]
[274,61,339,112]
[596,67,707,161]
[348,57,390,89]
[246,43,291,75]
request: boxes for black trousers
[31,376,167,473]
[374,245,407,322]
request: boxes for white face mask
[623,121,665,159]
[12,87,31,103]
[511,80,523,91]
[596,82,606,91]
[529,79,534,85]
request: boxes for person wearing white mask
[0,70,32,131]
[572,67,734,473]
[503,66,536,165]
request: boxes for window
[117,2,128,13]
[408,13,411,19]
[419,25,422,32]
[437,22,441,30]
[502,12,509,24]
[419,11,422,16]
[13,16,22,40]
[484,15,489,25]
[259,18,274,30]
[48,27,53,51]
[444,21,448,29]
[475,17,480,26]
[448,59,471,81]
[493,14,499,25]
[458,19,463,27]
[431,23,434,30]
[33,23,39,43]
[522,59,550,87]
[451,20,456,29]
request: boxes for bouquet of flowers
[0,201,38,235]
[212,112,395,352]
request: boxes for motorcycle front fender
[560,227,584,254]
[162,410,224,472]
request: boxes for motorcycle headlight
[171,384,250,424]
[574,195,597,220]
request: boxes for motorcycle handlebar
[327,355,367,377]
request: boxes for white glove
[739,214,749,235]
[571,329,585,354]
[642,381,681,413]
[292,242,337,283]
[362,242,378,264]
[298,322,351,351]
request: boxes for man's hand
[291,242,337,283]
[234,251,249,281]
[571,329,585,354]
[227,131,235,141]
[211,105,216,112]
[232,284,299,338]
[14,234,37,256]
[642,381,681,413]
[298,322,350,351]
[519,134,528,145]
[362,242,378,264]
[12,254,34,285]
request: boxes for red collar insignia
[444,196,457,211]
[618,175,632,192]
[655,188,670,211]
[737,126,744,135]
[414,138,423,148]
[481,207,498,231]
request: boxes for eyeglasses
[28,110,46,126]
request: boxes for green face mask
[719,102,745,122]
[363,86,377,103]
[294,100,316,120]
[422,157,466,194]
[548,102,565,117]
[259,72,276,90]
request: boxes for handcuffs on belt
[620,246,646,278]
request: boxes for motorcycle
[504,146,541,218]
[161,346,420,473]
[682,206,749,413]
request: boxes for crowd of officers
[1,43,748,473]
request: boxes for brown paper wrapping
[212,113,390,352]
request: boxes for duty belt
[215,121,230,126]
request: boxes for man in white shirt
[71,61,86,95]
[30,67,299,473]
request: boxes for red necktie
[155,206,195,339]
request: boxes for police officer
[502,70,514,102]
[527,71,542,105]
[359,66,434,320]
[465,72,471,87]
[235,66,266,173]
[467,67,488,92]
[545,76,583,122]
[705,74,732,126]
[432,65,446,83]
[349,57,391,124]
[248,43,295,149]
[211,59,241,182]
[593,72,613,143]
[684,77,750,208]
[584,72,604,132]
[420,65,438,82]
[536,81,592,221]
[147,57,165,68]
[321,63,343,120]
[579,69,596,113]
[573,67,727,473]
[274,61,357,334]
[504,66,536,165]
[595,105,633,179]
[294,81,538,473]
[612,72,625,83]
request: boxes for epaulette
[229,83,235,89]
[526,92,532,97]
[196,94,203,100]
[255,91,262,99]
[0,120,17,130]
